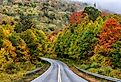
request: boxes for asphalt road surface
[31,58,88,82]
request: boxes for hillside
[0,0,87,33]
[0,0,121,82]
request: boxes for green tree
[20,29,47,63]
[110,41,121,68]
[9,33,30,62]
[84,6,101,22]
[15,15,35,33]
[55,16,104,60]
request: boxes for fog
[71,0,121,14]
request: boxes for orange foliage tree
[98,18,121,49]
[69,11,84,24]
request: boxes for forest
[0,0,121,82]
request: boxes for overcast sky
[72,0,121,14]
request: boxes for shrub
[90,62,99,68]
[90,54,105,64]
[79,64,90,70]
[109,69,121,79]
[97,67,112,76]
[87,68,98,73]
[4,62,20,74]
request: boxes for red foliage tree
[69,11,84,24]
[98,18,121,49]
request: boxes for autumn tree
[98,18,121,49]
[55,16,104,60]
[69,11,84,24]
[20,29,48,63]
[9,33,30,62]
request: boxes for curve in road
[31,58,88,82]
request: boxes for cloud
[72,0,121,14]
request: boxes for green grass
[0,61,46,82]
[15,64,50,82]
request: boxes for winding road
[31,58,88,82]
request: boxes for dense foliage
[54,7,121,79]
[0,15,51,82]
[0,1,86,81]
[0,0,86,33]
[0,0,121,81]
[55,16,104,59]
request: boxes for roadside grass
[15,63,50,82]
[0,62,35,82]
[0,61,49,82]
